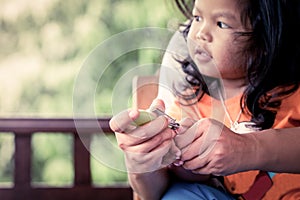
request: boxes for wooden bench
[0,75,159,200]
[0,118,133,200]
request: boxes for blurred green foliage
[0,134,14,185]
[31,134,74,186]
[0,0,184,186]
[0,0,184,116]
[90,134,128,185]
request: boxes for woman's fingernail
[175,151,181,158]
[175,126,185,134]
[173,160,184,166]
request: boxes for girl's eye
[217,21,231,29]
[193,15,202,22]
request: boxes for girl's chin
[194,62,222,79]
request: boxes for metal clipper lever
[151,108,180,130]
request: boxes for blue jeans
[161,182,235,200]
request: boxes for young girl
[110,0,300,199]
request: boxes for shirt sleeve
[157,30,189,113]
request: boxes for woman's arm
[129,168,170,200]
[251,127,300,173]
[175,118,300,176]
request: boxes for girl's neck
[219,78,247,99]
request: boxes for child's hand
[109,99,180,173]
[174,118,257,176]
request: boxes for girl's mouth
[194,47,212,63]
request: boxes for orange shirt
[167,89,300,199]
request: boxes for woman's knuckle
[118,143,128,150]
[153,134,162,143]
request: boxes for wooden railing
[0,118,133,200]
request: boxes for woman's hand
[174,118,258,176]
[109,99,180,173]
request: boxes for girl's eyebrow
[193,5,201,14]
[212,11,238,21]
[194,5,237,21]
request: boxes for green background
[0,0,185,186]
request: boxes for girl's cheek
[187,22,198,42]
[187,40,195,59]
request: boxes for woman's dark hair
[173,0,300,129]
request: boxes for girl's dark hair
[173,0,300,129]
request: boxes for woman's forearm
[250,127,300,173]
[128,168,170,200]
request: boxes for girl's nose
[196,25,212,42]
